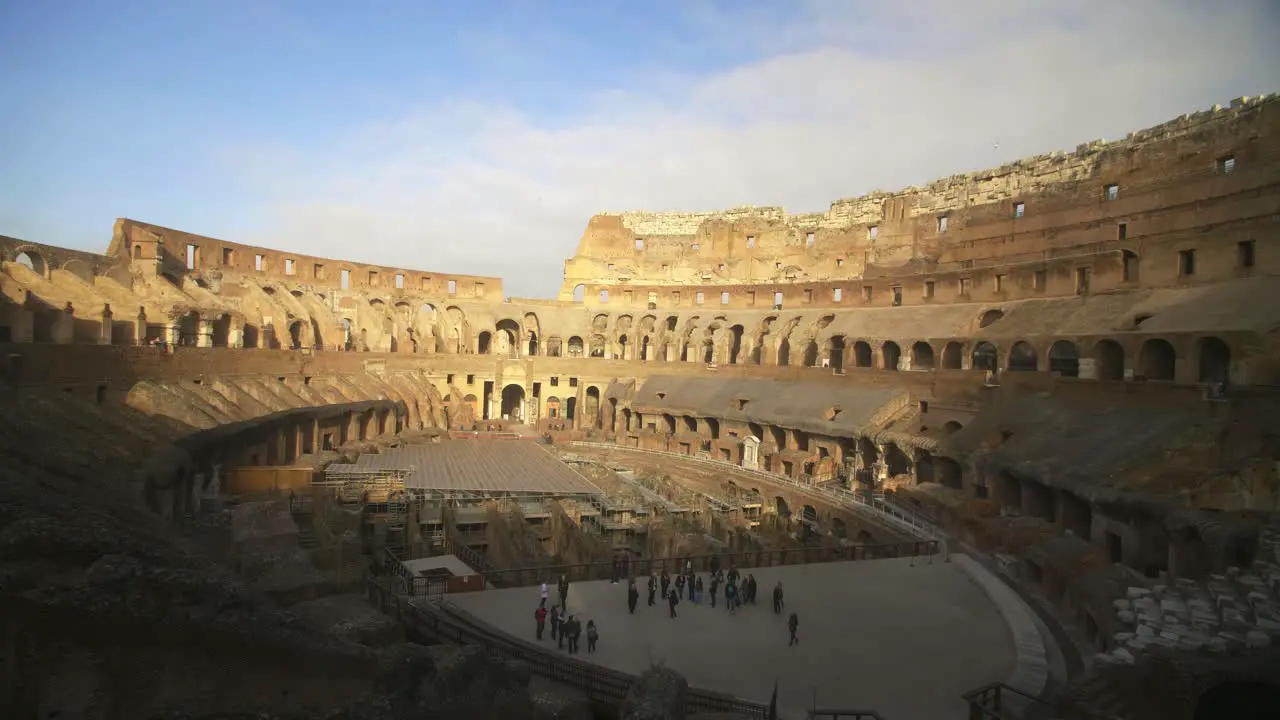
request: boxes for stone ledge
[954,553,1050,698]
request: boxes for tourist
[586,619,599,653]
[675,573,686,601]
[727,564,740,587]
[773,582,785,614]
[558,574,569,608]
[709,575,720,608]
[694,575,704,604]
[710,554,721,576]
[535,604,547,640]
[746,574,758,605]
[611,557,620,584]
[550,604,562,641]
[556,608,567,650]
[647,573,657,606]
[627,579,639,614]
[539,580,548,607]
[788,612,800,646]
[725,581,737,614]
[660,570,670,599]
[668,587,679,618]
[569,616,582,654]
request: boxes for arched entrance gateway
[500,384,525,421]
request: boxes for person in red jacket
[535,605,548,640]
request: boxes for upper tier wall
[111,218,503,299]
[561,93,1280,299]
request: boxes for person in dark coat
[709,575,720,608]
[725,581,737,614]
[566,615,580,654]
[675,573,686,601]
[747,574,758,605]
[710,554,721,576]
[660,570,670,600]
[586,620,599,653]
[647,573,657,606]
[773,582,785,614]
[535,605,547,640]
[550,604,562,639]
[694,575,704,604]
[558,575,569,608]
[788,612,799,646]
[627,580,640,614]
[668,587,679,618]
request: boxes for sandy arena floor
[447,556,1015,720]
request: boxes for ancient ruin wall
[561,94,1280,299]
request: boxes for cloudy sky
[2,0,1277,297]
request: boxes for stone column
[99,304,114,344]
[1078,357,1098,380]
[166,324,180,347]
[742,436,760,470]
[197,320,213,347]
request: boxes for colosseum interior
[3,94,1280,720]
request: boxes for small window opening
[923,281,935,299]
[891,286,902,306]
[958,277,972,296]
[937,215,949,233]
[994,274,1006,292]
[600,289,609,302]
[720,291,729,305]
[635,238,645,250]
[1105,184,1119,201]
[1033,270,1047,290]
[1178,249,1196,277]
[448,280,457,294]
[340,269,350,289]
[1013,202,1025,218]
[1218,155,1235,175]
[868,225,879,240]
[466,374,475,385]
[1117,222,1127,240]
[1238,240,1255,268]
[186,244,197,270]
[833,288,843,302]
[746,235,755,248]
[806,232,815,247]
[696,291,705,305]
[395,273,404,289]
[285,259,296,275]
[1075,267,1092,295]
[862,285,873,302]
[255,254,264,271]
[222,248,235,265]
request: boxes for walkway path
[449,557,1014,720]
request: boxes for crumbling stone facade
[3,93,1279,718]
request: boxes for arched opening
[853,341,872,368]
[243,324,260,349]
[942,421,963,435]
[941,341,963,369]
[565,397,577,422]
[1007,341,1038,372]
[702,340,714,364]
[831,517,847,539]
[573,284,586,303]
[1139,338,1176,381]
[13,250,47,275]
[133,245,143,260]
[681,415,697,433]
[979,309,1005,328]
[1197,336,1230,384]
[340,318,354,350]
[769,426,786,449]
[727,322,747,361]
[211,314,231,347]
[590,334,605,357]
[775,497,791,519]
[884,443,910,477]
[802,340,819,367]
[937,457,963,490]
[545,396,561,419]
[829,335,846,373]
[881,341,901,371]
[777,338,790,366]
[568,336,584,357]
[607,398,618,431]
[495,318,520,355]
[855,530,873,544]
[1194,683,1280,720]
[477,331,492,354]
[911,341,934,371]
[178,311,201,346]
[585,386,601,428]
[641,335,651,361]
[972,342,998,372]
[527,331,539,356]
[500,384,526,421]
[1172,526,1211,580]
[1121,249,1139,282]
[1093,339,1125,381]
[915,450,935,484]
[802,505,818,525]
[282,320,301,350]
[1047,341,1079,377]
[662,414,676,434]
[705,417,720,440]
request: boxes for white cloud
[227,0,1280,298]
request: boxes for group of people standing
[535,574,601,655]
[531,555,801,653]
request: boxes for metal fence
[365,577,770,718]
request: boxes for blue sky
[2,0,1278,297]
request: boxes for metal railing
[808,710,887,720]
[365,577,770,718]
[962,682,1057,720]
[566,442,940,542]
[469,540,938,589]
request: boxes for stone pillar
[136,307,147,346]
[52,303,75,344]
[166,324,180,347]
[99,304,113,345]
[742,436,760,471]
[488,395,497,421]
[229,322,242,348]
[197,319,213,347]
[1078,357,1098,380]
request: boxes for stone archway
[829,335,846,372]
[500,384,526,421]
[911,342,934,371]
[881,341,901,371]
[1007,341,1037,372]
[1048,341,1080,377]
[1139,338,1176,381]
[1197,336,1230,384]
[1093,339,1125,381]
[972,342,998,373]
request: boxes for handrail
[365,576,770,718]
[808,710,888,720]
[566,442,940,542]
